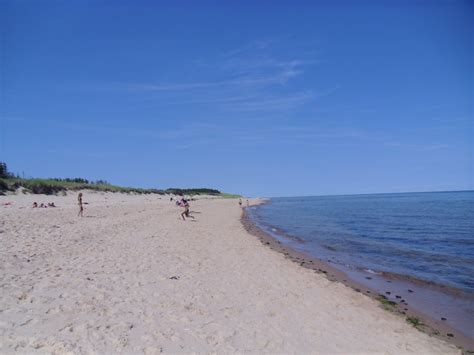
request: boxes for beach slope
[0,193,460,353]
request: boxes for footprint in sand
[46,307,62,315]
[17,293,28,302]
[144,346,163,354]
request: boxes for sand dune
[0,192,460,353]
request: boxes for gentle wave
[248,191,474,293]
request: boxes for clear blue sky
[1,0,472,197]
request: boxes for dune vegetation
[0,162,230,197]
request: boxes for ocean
[247,191,474,294]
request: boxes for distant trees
[0,162,7,178]
[0,162,15,193]
[0,161,223,196]
[0,163,95,183]
[0,162,14,179]
[51,177,90,184]
[50,178,110,185]
[165,188,221,196]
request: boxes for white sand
[0,192,460,354]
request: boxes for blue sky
[1,0,472,197]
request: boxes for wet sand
[242,207,474,350]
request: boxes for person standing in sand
[78,193,84,217]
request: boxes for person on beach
[239,198,242,207]
[181,201,195,221]
[78,193,84,217]
[246,199,249,207]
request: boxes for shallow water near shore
[247,191,474,341]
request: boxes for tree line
[0,162,222,196]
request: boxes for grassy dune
[0,178,235,197]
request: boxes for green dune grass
[0,177,239,198]
[0,162,239,197]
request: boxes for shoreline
[241,206,474,351]
[0,192,465,353]
[251,212,473,299]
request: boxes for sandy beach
[0,192,462,354]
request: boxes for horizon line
[263,189,474,199]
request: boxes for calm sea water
[248,191,474,293]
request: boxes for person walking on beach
[239,198,242,207]
[78,192,84,217]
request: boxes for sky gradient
[1,0,473,197]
